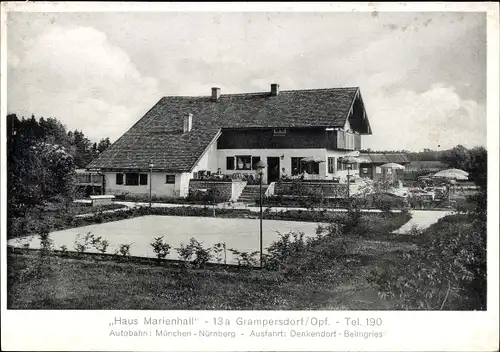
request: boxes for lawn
[7,237,414,310]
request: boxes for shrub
[264,231,308,270]
[263,224,347,278]
[150,236,172,260]
[59,245,68,256]
[213,242,227,264]
[228,249,260,268]
[74,232,109,254]
[175,238,212,268]
[176,241,195,264]
[73,232,93,254]
[115,243,132,257]
[368,215,486,310]
[92,236,110,254]
[39,231,54,253]
[405,225,423,237]
[187,187,229,204]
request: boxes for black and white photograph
[1,2,498,351]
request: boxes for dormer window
[273,128,287,136]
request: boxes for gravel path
[392,210,453,234]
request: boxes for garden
[7,203,485,310]
[6,115,488,310]
[8,207,415,310]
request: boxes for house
[359,152,410,181]
[86,84,372,198]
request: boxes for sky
[6,10,487,151]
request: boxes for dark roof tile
[88,87,363,171]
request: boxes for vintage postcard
[1,2,498,351]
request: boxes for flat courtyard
[8,216,322,264]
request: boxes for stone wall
[274,181,348,198]
[189,180,247,202]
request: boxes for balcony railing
[335,131,361,150]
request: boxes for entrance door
[267,157,280,183]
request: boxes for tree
[439,145,471,170]
[71,130,94,168]
[97,137,111,154]
[369,145,488,310]
[7,114,76,217]
[7,113,113,218]
[439,144,487,225]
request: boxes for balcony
[329,130,361,150]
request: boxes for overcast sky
[6,10,486,151]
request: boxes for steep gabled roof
[88,87,370,171]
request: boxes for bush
[39,231,54,254]
[150,236,171,260]
[263,223,347,278]
[91,235,109,254]
[74,232,93,254]
[186,187,229,204]
[228,249,260,269]
[368,215,486,310]
[59,245,68,256]
[115,243,132,257]
[264,231,308,270]
[175,238,212,268]
[213,242,227,264]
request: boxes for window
[273,128,287,136]
[125,173,139,186]
[251,156,261,170]
[306,162,319,175]
[375,167,382,174]
[386,168,392,175]
[328,157,335,174]
[139,174,148,185]
[337,159,344,171]
[291,157,304,175]
[226,157,235,170]
[166,175,175,184]
[362,168,369,173]
[290,157,319,175]
[116,173,124,185]
[236,155,252,170]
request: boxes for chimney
[183,113,193,133]
[211,87,221,101]
[271,83,280,96]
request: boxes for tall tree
[71,130,95,168]
[7,114,75,217]
[7,113,112,216]
[97,137,112,154]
